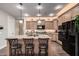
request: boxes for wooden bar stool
[38,38,49,56]
[23,38,34,56]
[8,38,22,56]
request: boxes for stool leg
[25,48,27,56]
[10,48,12,56]
[20,48,22,56]
[39,50,40,56]
[12,49,16,56]
[32,49,34,56]
[25,49,26,56]
[16,49,20,56]
[15,49,17,56]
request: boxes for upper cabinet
[26,21,37,30]
[45,21,53,29]
[24,17,55,30]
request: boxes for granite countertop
[6,34,51,39]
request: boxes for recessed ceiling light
[16,5,24,10]
[36,5,43,10]
[37,13,42,16]
[19,20,23,23]
[24,13,29,16]
[49,13,54,16]
[54,5,63,10]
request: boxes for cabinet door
[45,21,53,29]
[26,21,31,29]
[26,21,37,30]
[30,21,37,29]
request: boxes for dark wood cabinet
[58,20,76,56]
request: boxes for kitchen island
[6,34,51,56]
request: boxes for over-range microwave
[37,25,45,30]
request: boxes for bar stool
[23,38,34,56]
[38,38,49,56]
[8,38,22,56]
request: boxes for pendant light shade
[18,3,23,23]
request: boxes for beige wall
[58,5,79,26]
[58,10,72,26]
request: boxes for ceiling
[0,3,67,19]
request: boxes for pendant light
[18,3,23,24]
[37,3,45,25]
[18,3,24,35]
[37,3,42,25]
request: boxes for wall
[58,5,79,26]
[8,15,15,37]
[0,10,15,49]
[58,10,72,26]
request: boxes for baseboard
[51,40,62,46]
[57,40,62,45]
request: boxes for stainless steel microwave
[37,25,45,30]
